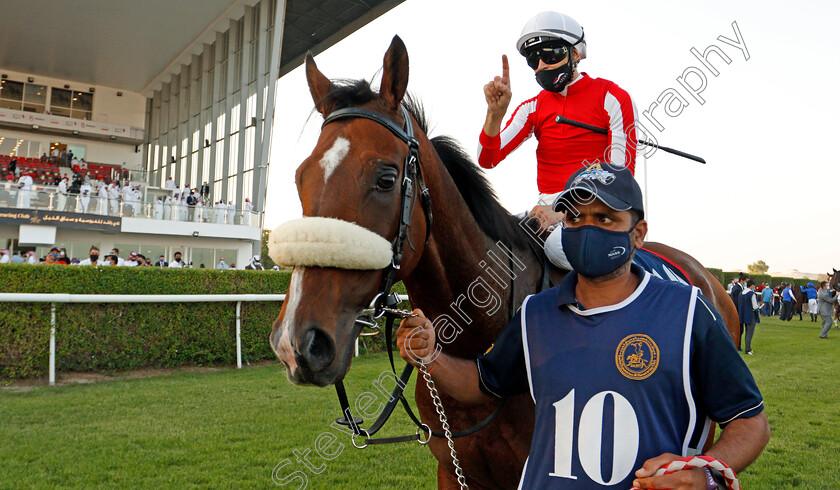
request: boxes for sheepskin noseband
[268,217,392,270]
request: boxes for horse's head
[269,36,431,386]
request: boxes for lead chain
[419,362,468,489]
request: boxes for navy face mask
[561,225,634,278]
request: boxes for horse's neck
[401,157,541,358]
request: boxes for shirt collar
[556,262,647,308]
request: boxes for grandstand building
[0,0,403,267]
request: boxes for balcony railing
[0,183,261,227]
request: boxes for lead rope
[419,361,468,489]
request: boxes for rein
[322,106,507,454]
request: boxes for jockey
[478,11,639,269]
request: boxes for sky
[266,0,840,275]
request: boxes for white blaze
[319,137,350,182]
[277,266,305,371]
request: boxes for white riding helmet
[517,11,587,59]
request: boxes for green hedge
[0,265,408,380]
[706,268,821,289]
[0,265,290,380]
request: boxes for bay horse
[829,269,840,325]
[269,36,740,489]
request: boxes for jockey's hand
[396,309,438,368]
[528,205,563,232]
[484,55,512,119]
[632,453,706,489]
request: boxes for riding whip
[554,115,707,164]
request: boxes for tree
[261,229,277,269]
[748,260,769,274]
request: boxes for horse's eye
[376,173,398,191]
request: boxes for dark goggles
[524,44,570,70]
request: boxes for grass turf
[1,315,838,489]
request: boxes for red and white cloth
[477,72,638,195]
[654,455,740,490]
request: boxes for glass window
[215,249,237,268]
[50,88,72,108]
[50,88,92,119]
[0,80,24,103]
[140,245,166,263]
[24,84,47,105]
[71,241,100,261]
[113,244,141,263]
[52,107,71,117]
[190,247,214,269]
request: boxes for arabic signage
[0,207,121,231]
[0,107,144,140]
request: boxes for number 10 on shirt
[551,389,640,485]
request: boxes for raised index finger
[501,54,510,84]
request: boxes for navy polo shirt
[475,264,764,429]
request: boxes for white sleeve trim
[519,295,536,403]
[500,99,537,151]
[681,286,700,456]
[718,400,765,425]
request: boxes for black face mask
[536,62,574,93]
[175,257,182,262]
[90,254,99,261]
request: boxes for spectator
[164,177,176,190]
[11,250,25,264]
[58,248,70,265]
[216,257,229,270]
[154,196,164,219]
[26,251,38,265]
[107,255,119,266]
[51,147,59,163]
[817,281,837,339]
[16,171,34,208]
[40,153,48,162]
[200,182,209,201]
[169,251,184,268]
[226,201,235,224]
[243,197,254,226]
[124,252,140,267]
[761,284,773,316]
[42,249,60,265]
[154,255,168,267]
[245,255,264,270]
[0,249,9,264]
[781,282,795,321]
[730,273,748,307]
[77,179,92,213]
[186,191,198,221]
[772,285,781,316]
[108,181,120,215]
[97,182,109,215]
[9,157,18,176]
[109,248,125,266]
[142,256,152,267]
[78,246,102,266]
[804,282,818,322]
[56,176,69,211]
[738,280,761,355]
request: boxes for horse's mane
[318,79,529,250]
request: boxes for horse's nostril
[299,327,335,373]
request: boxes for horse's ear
[305,52,332,115]
[380,35,409,111]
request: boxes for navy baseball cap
[552,164,644,218]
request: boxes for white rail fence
[1,293,409,386]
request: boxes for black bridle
[321,105,508,448]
